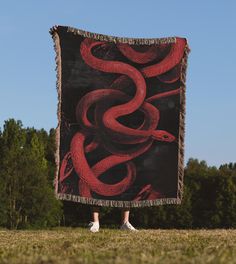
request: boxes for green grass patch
[0,228,236,263]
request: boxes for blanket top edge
[49,25,189,45]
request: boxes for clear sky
[0,0,235,167]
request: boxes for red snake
[59,37,186,200]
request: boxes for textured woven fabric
[50,25,190,207]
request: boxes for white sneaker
[88,221,99,233]
[120,221,138,231]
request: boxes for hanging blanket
[50,25,190,207]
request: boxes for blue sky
[0,0,235,167]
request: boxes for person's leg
[121,208,130,224]
[91,206,100,223]
[120,208,138,231]
[88,206,100,232]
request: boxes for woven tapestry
[50,25,190,207]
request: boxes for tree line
[0,118,235,229]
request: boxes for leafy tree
[186,159,236,228]
[0,119,27,228]
[0,127,7,225]
[0,119,62,229]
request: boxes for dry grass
[0,228,236,264]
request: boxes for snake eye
[163,135,169,139]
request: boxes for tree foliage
[0,119,62,229]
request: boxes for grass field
[0,228,236,264]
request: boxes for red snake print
[59,37,186,200]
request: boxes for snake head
[152,130,175,142]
